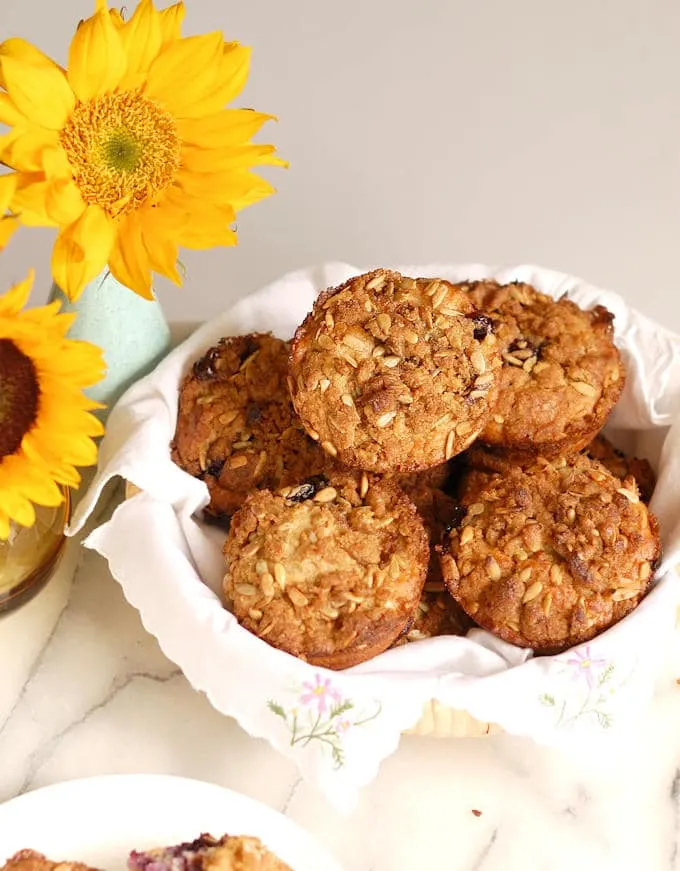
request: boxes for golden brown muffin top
[441,453,660,652]
[224,471,429,669]
[289,269,502,472]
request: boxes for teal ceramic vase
[48,270,172,420]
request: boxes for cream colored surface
[1,0,680,330]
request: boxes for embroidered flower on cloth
[268,673,382,769]
[300,674,341,715]
[539,644,631,730]
[565,646,608,689]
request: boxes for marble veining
[1,492,680,871]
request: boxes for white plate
[0,775,342,871]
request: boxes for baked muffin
[464,432,656,503]
[1,853,99,871]
[455,465,495,504]
[289,269,502,472]
[397,470,460,590]
[393,470,473,641]
[129,833,291,871]
[440,453,660,652]
[586,433,656,503]
[396,462,452,510]
[466,280,624,461]
[393,590,473,645]
[223,472,429,669]
[171,333,328,518]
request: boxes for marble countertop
[1,481,680,871]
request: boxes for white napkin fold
[70,262,680,812]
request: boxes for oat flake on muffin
[466,280,624,461]
[440,453,660,652]
[223,471,429,669]
[171,333,328,519]
[289,269,502,472]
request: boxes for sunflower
[0,0,285,301]
[0,270,105,539]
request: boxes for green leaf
[328,700,354,719]
[596,710,612,729]
[598,663,615,687]
[267,700,287,719]
[331,743,345,769]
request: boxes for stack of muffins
[171,270,660,669]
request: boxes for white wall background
[1,0,680,329]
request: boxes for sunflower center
[0,339,39,459]
[102,131,143,173]
[60,91,182,218]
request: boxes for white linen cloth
[70,263,680,812]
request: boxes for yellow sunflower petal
[68,4,126,102]
[176,110,276,148]
[17,479,64,507]
[0,269,34,316]
[0,510,10,540]
[13,304,74,338]
[20,435,83,487]
[1,55,75,131]
[174,167,275,212]
[42,145,72,179]
[159,2,185,47]
[0,126,59,173]
[2,456,64,506]
[193,43,252,117]
[12,168,86,228]
[160,183,235,220]
[139,207,182,285]
[36,396,104,443]
[143,32,224,116]
[117,0,163,89]
[144,236,182,285]
[0,489,36,529]
[109,8,125,28]
[156,189,237,249]
[108,213,154,299]
[46,178,87,226]
[0,173,17,213]
[11,179,58,227]
[38,344,106,387]
[0,216,19,250]
[181,224,237,250]
[20,451,81,490]
[217,172,277,213]
[51,205,116,300]
[0,37,64,89]
[182,143,288,174]
[0,93,26,126]
[0,269,103,522]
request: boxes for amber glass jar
[0,488,71,613]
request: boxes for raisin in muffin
[171,333,328,519]
[223,471,429,669]
[465,280,624,461]
[440,453,660,652]
[289,269,502,472]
